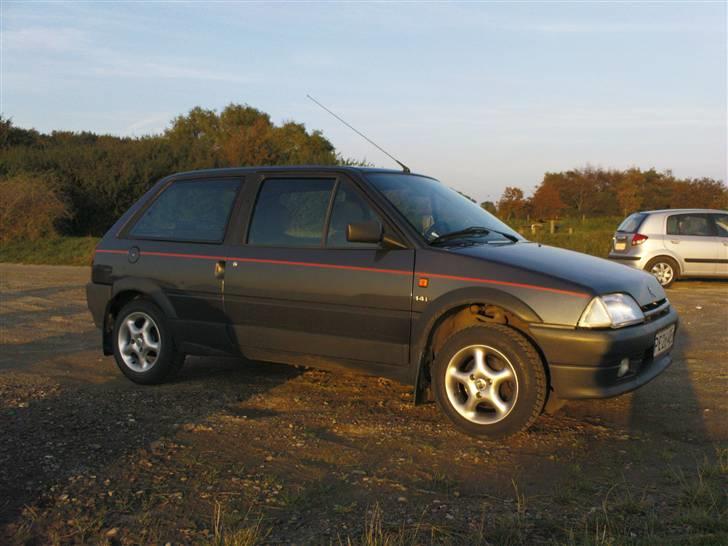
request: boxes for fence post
[550,220,555,234]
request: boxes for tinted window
[326,181,382,248]
[617,213,646,233]
[130,179,239,242]
[666,214,715,236]
[712,213,728,237]
[248,178,334,247]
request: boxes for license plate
[654,324,675,357]
[614,240,626,251]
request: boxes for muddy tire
[112,299,184,385]
[432,324,546,439]
[645,256,679,288]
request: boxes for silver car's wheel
[444,344,518,425]
[117,311,161,372]
[650,261,675,287]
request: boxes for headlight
[578,293,644,329]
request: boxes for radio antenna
[306,94,410,173]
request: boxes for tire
[645,256,679,288]
[432,324,546,439]
[112,299,184,385]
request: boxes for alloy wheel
[117,311,161,372]
[651,262,674,286]
[444,344,519,425]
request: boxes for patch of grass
[671,454,728,535]
[208,502,269,546]
[560,457,728,546]
[0,236,99,266]
[511,216,622,257]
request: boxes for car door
[222,174,415,368]
[711,213,728,276]
[119,176,244,353]
[664,213,720,276]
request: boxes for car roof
[170,165,429,179]
[640,208,727,215]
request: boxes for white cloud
[3,26,88,52]
[124,113,172,136]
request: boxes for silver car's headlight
[578,293,645,329]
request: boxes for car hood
[450,242,666,307]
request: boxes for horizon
[2,1,726,202]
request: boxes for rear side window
[248,178,335,247]
[712,213,728,237]
[666,214,715,237]
[130,179,240,242]
[617,213,646,233]
[326,180,382,248]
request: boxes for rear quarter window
[130,178,240,243]
[617,213,647,233]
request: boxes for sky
[1,1,726,202]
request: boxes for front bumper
[86,282,111,329]
[530,307,678,399]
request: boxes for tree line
[2,104,726,242]
[491,167,727,222]
[0,104,346,240]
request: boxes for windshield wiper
[489,229,519,243]
[429,226,520,245]
[429,226,491,245]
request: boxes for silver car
[609,208,728,287]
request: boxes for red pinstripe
[95,248,589,298]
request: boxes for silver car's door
[664,213,719,276]
[711,213,728,276]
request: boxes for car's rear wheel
[646,256,678,288]
[432,324,546,438]
[113,299,184,384]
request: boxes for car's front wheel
[113,299,184,384]
[432,324,546,438]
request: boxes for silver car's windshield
[367,173,523,244]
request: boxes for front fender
[409,286,542,388]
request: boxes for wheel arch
[102,278,177,355]
[410,287,545,403]
[645,253,683,277]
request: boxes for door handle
[214,260,226,280]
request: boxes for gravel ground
[0,263,726,545]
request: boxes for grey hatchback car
[609,209,728,287]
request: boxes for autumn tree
[480,201,497,214]
[531,182,566,219]
[497,186,527,220]
[616,168,644,215]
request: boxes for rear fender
[102,277,178,354]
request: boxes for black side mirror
[347,221,383,244]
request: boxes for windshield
[367,173,523,244]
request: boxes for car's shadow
[0,355,301,526]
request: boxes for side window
[326,181,383,248]
[712,214,728,237]
[248,178,334,247]
[130,179,240,242]
[666,214,714,237]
